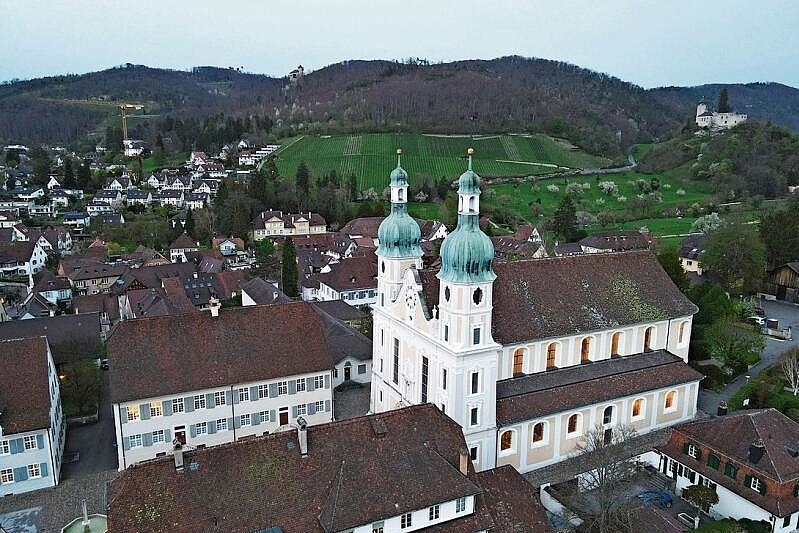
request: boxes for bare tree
[782,348,799,396]
[571,424,639,533]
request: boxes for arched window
[611,332,622,356]
[398,188,405,202]
[513,349,525,376]
[581,337,591,363]
[500,430,514,451]
[603,406,614,425]
[644,326,655,351]
[567,414,580,434]
[632,398,644,418]
[469,196,476,213]
[546,343,557,369]
[678,321,687,344]
[532,422,545,443]
[664,390,677,411]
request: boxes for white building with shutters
[0,337,66,496]
[108,302,334,470]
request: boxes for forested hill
[1,57,797,156]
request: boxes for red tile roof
[169,232,197,250]
[107,302,331,403]
[474,465,552,533]
[316,256,377,292]
[0,337,52,434]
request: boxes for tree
[690,212,722,233]
[552,195,578,242]
[60,359,102,417]
[705,318,765,372]
[657,247,689,292]
[77,159,91,190]
[681,484,719,518]
[296,161,310,196]
[251,238,280,281]
[347,173,358,202]
[760,206,799,268]
[717,88,732,113]
[63,158,75,189]
[281,237,298,297]
[29,145,51,184]
[570,424,639,533]
[702,221,766,294]
[782,348,799,396]
[185,207,195,238]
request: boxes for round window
[444,286,451,302]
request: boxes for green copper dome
[438,215,496,283]
[458,168,481,195]
[390,165,409,188]
[376,156,422,259]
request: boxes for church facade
[370,150,703,474]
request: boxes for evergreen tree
[552,195,578,242]
[281,237,299,297]
[656,247,689,292]
[63,158,75,189]
[76,160,91,190]
[296,161,310,196]
[185,207,195,238]
[347,173,358,202]
[717,88,732,113]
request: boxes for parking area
[334,383,371,420]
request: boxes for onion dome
[376,150,423,259]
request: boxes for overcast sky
[2,0,797,88]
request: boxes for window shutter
[324,374,330,389]
[250,386,258,400]
[122,437,131,450]
[307,377,314,392]
[695,448,702,461]
[185,397,194,412]
[140,403,150,420]
[269,384,278,397]
[292,405,298,418]
[205,393,214,407]
[252,414,260,426]
[165,429,172,443]
[760,481,768,496]
[10,438,23,454]
[745,474,753,488]
[40,462,48,477]
[190,425,197,438]
[143,433,153,447]
[36,435,44,449]
[14,466,28,481]
[682,442,690,455]
[234,417,241,429]
[120,406,128,423]
[226,391,234,405]
[227,417,233,430]
[163,400,172,416]
[209,420,217,434]
[288,380,296,395]
[325,400,331,412]
[308,403,316,415]
[270,410,276,422]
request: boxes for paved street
[699,298,799,414]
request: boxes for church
[370,149,703,474]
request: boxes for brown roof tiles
[0,337,52,434]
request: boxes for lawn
[273,133,612,192]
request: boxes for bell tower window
[473,287,483,305]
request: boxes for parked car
[637,489,673,508]
[748,316,766,326]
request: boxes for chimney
[458,446,469,475]
[717,401,728,416]
[297,416,308,457]
[173,442,185,471]
[209,297,221,317]
[749,439,766,464]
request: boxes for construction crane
[118,103,144,142]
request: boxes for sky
[2,0,798,89]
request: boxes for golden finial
[396,148,402,155]
[467,147,474,155]
[396,148,403,168]
[467,147,474,171]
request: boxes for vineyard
[273,133,612,192]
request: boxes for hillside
[2,58,798,157]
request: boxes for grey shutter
[270,410,276,422]
[288,380,296,395]
[232,390,239,404]
[122,436,131,450]
[325,400,331,412]
[163,400,172,416]
[165,429,172,443]
[227,418,233,431]
[205,393,214,408]
[292,405,298,418]
[307,377,314,392]
[250,386,258,400]
[190,425,197,438]
[11,438,23,454]
[120,406,128,423]
[185,397,195,412]
[252,413,260,426]
[40,462,48,477]
[140,403,150,420]
[209,420,217,434]
[143,433,153,447]
[14,466,28,481]
[269,383,278,397]
[36,434,44,449]
[324,374,330,389]
[308,402,316,415]
[226,391,234,405]
[234,417,241,429]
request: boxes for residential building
[108,302,334,469]
[32,271,72,306]
[62,260,126,296]
[125,189,152,207]
[169,233,199,263]
[578,230,651,253]
[0,313,102,365]
[765,262,799,303]
[154,189,184,208]
[679,234,706,274]
[86,201,114,217]
[107,404,552,533]
[253,210,327,240]
[314,255,378,307]
[62,211,90,231]
[0,240,47,277]
[312,301,372,388]
[0,337,65,496]
[37,227,72,254]
[184,192,208,210]
[49,189,70,208]
[212,236,244,256]
[650,409,799,532]
[104,177,132,191]
[370,153,701,474]
[240,277,290,306]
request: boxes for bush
[546,184,560,193]
[599,181,618,195]
[693,363,727,390]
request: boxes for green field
[273,133,612,192]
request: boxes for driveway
[699,298,799,414]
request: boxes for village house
[154,189,184,208]
[169,233,199,263]
[0,240,48,277]
[184,191,209,210]
[60,259,126,296]
[765,262,799,304]
[650,409,799,532]
[125,189,152,207]
[0,313,102,365]
[194,179,220,196]
[32,270,72,306]
[62,211,91,231]
[578,229,651,253]
[86,201,114,217]
[107,301,334,469]
[49,189,70,208]
[107,404,552,533]
[104,176,133,191]
[370,153,701,476]
[0,337,65,497]
[314,255,378,307]
[92,189,125,208]
[252,210,327,240]
[312,300,373,388]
